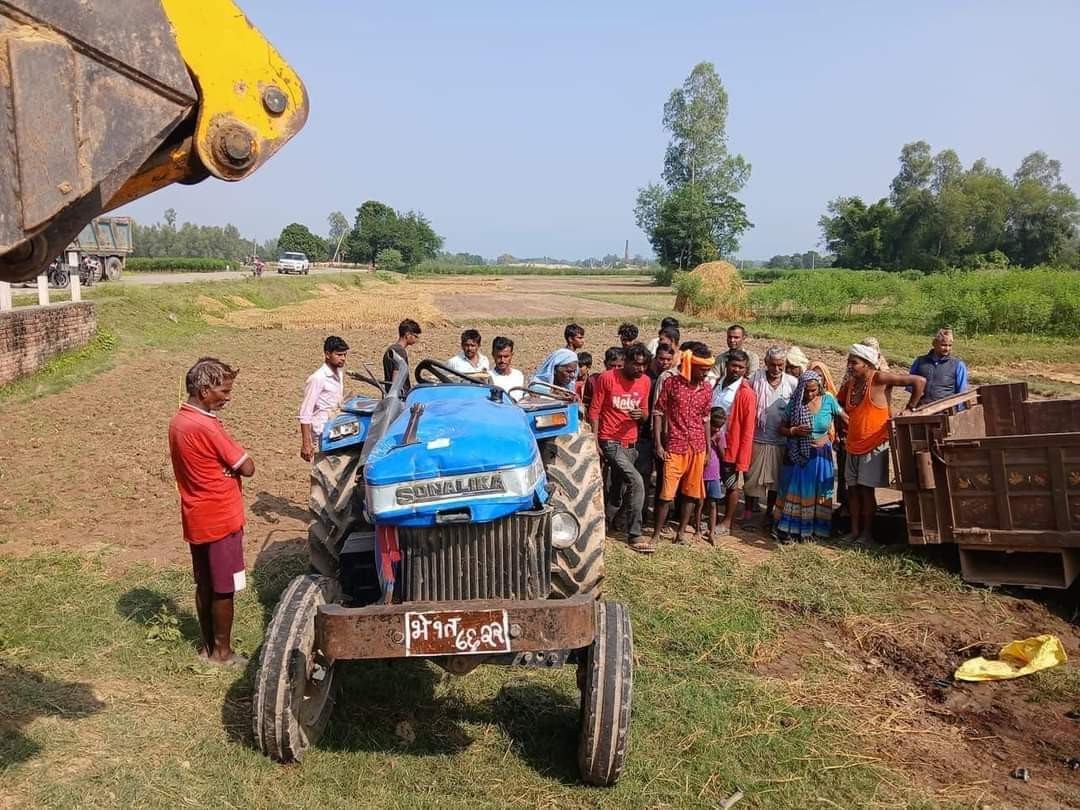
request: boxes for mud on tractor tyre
[544,430,606,598]
[253,574,341,763]
[308,447,364,577]
[578,600,633,786]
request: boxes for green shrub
[126,257,231,272]
[375,248,405,274]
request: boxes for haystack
[673,260,748,320]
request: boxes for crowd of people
[163,318,968,663]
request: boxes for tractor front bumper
[316,594,596,661]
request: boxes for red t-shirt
[656,375,712,454]
[168,403,248,543]
[587,369,651,445]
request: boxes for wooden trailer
[891,383,1080,588]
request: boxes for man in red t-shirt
[169,357,255,666]
[587,343,651,545]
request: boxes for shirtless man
[838,343,926,542]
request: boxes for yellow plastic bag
[954,634,1068,682]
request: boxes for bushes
[750,266,1080,337]
[126,257,231,272]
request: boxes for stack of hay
[673,260,748,320]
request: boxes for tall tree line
[820,142,1080,270]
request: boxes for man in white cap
[785,346,809,378]
[837,343,926,543]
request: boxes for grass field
[1,273,1078,808]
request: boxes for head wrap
[848,342,880,368]
[788,369,825,466]
[677,349,714,381]
[786,346,809,371]
[532,348,579,386]
[808,360,837,396]
[861,337,889,370]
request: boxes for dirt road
[117,264,372,286]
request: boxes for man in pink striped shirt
[299,336,349,461]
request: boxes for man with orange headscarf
[649,344,715,549]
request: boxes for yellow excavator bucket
[0,0,309,282]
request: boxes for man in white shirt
[298,335,348,462]
[489,336,525,401]
[445,328,490,378]
[744,346,798,527]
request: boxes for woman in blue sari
[774,369,848,542]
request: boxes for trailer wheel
[50,268,70,288]
[544,429,606,598]
[104,256,123,281]
[252,574,341,763]
[577,600,633,786]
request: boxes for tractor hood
[364,385,547,527]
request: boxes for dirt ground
[1,276,1076,806]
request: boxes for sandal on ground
[674,531,693,545]
[658,526,676,540]
[629,537,656,554]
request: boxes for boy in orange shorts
[651,344,714,546]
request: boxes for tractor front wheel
[544,430,606,598]
[577,600,633,786]
[252,574,341,762]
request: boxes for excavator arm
[0,0,308,282]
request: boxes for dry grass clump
[673,260,748,320]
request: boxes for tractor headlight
[328,420,360,441]
[550,511,579,549]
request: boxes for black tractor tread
[252,574,340,763]
[544,431,605,599]
[578,600,633,787]
[308,446,363,576]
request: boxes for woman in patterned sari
[774,370,848,543]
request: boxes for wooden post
[0,281,11,312]
[70,272,82,302]
[37,275,49,306]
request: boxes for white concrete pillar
[37,275,49,306]
[0,281,11,312]
[70,272,81,302]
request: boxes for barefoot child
[701,408,726,542]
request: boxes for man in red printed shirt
[169,357,255,666]
[588,343,651,547]
[651,344,715,549]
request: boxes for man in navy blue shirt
[910,328,968,404]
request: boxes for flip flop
[205,652,249,669]
[629,538,656,554]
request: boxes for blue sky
[118,0,1080,261]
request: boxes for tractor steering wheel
[414,358,489,386]
[518,380,577,403]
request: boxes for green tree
[327,211,349,260]
[344,201,443,267]
[1005,151,1079,265]
[277,222,327,260]
[635,62,752,280]
[375,248,404,273]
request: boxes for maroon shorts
[190,529,246,594]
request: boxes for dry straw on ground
[674,260,748,321]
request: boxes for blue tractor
[251,358,633,785]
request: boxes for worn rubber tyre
[50,268,70,288]
[252,574,341,762]
[544,430,606,598]
[104,256,123,281]
[578,600,633,786]
[308,446,364,577]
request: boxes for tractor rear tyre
[544,430,606,598]
[308,447,364,577]
[577,600,633,786]
[104,256,123,281]
[252,574,341,762]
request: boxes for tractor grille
[398,509,551,601]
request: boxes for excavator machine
[0,0,308,283]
